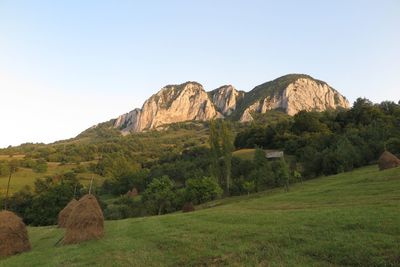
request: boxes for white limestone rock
[114,82,222,133]
[240,78,349,122]
[209,85,245,116]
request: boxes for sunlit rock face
[239,77,349,122]
[114,82,222,133]
[112,74,350,132]
[209,85,245,116]
[113,109,141,135]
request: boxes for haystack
[63,194,104,245]
[126,187,138,197]
[57,199,78,228]
[378,151,400,170]
[182,202,195,213]
[0,210,31,257]
[131,187,138,196]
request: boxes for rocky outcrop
[114,109,141,135]
[239,96,284,122]
[284,78,349,115]
[239,77,349,122]
[209,85,244,116]
[114,82,222,133]
[111,74,350,133]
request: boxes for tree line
[2,98,399,225]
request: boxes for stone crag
[111,74,350,133]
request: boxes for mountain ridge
[104,74,350,134]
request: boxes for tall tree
[221,121,234,193]
[209,120,222,183]
[209,120,234,194]
[141,176,176,215]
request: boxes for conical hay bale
[57,199,78,228]
[63,194,104,245]
[126,188,138,197]
[182,202,195,213]
[378,151,400,170]
[131,187,138,196]
[0,210,31,257]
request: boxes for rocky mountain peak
[114,81,222,133]
[209,85,245,116]
[237,74,350,122]
[110,74,349,134]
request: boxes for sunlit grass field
[1,165,399,266]
[232,148,257,160]
[0,160,103,194]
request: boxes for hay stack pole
[0,166,31,257]
[89,176,94,194]
[4,162,16,210]
[4,171,12,210]
[63,177,104,245]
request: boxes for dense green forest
[1,98,399,226]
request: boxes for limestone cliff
[114,82,222,133]
[111,74,349,133]
[236,75,350,122]
[208,85,245,116]
[114,108,141,135]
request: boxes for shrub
[242,181,255,195]
[141,176,176,215]
[33,159,47,173]
[184,177,222,205]
[104,196,144,220]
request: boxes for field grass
[232,148,257,160]
[0,154,25,161]
[1,165,399,266]
[0,161,104,194]
[233,149,297,165]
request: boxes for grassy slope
[232,148,257,161]
[1,165,399,267]
[0,161,103,194]
[0,125,210,195]
[232,149,295,163]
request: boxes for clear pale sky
[0,0,399,148]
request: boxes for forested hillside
[1,98,400,226]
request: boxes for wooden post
[73,184,77,198]
[89,176,94,195]
[4,171,12,210]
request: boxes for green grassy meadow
[232,148,257,160]
[1,165,399,266]
[0,161,103,194]
[0,155,25,161]
[232,149,295,163]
